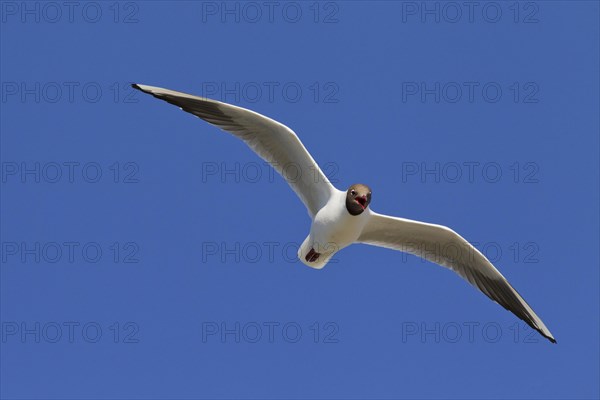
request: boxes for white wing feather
[133,84,335,217]
[359,212,556,343]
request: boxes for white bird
[133,83,556,344]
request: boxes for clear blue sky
[1,1,599,399]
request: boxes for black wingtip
[131,83,160,99]
[531,325,556,344]
[540,330,557,344]
[131,83,145,92]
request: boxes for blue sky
[1,1,599,399]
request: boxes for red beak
[356,196,367,209]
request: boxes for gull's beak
[356,196,367,209]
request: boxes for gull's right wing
[133,84,336,217]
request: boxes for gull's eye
[351,190,356,196]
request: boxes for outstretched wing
[133,84,335,217]
[359,212,556,343]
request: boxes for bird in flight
[133,83,556,344]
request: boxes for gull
[132,83,556,344]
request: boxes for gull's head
[346,184,372,216]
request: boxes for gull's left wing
[358,211,556,343]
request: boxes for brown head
[345,184,372,216]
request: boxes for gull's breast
[311,193,369,251]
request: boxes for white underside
[298,190,370,269]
